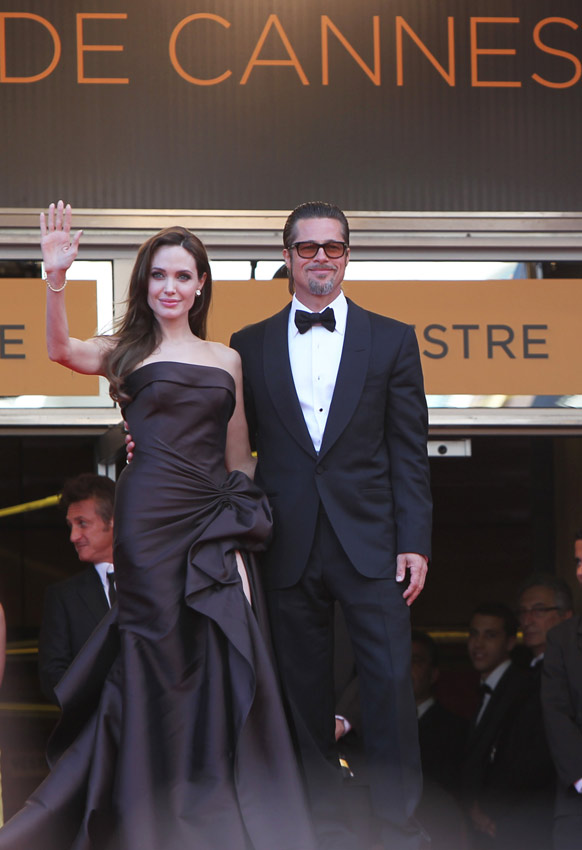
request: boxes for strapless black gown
[0,362,316,850]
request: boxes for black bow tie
[477,682,492,711]
[294,307,336,334]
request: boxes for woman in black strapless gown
[0,203,316,850]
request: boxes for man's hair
[282,202,350,295]
[60,473,115,525]
[517,571,574,615]
[575,529,582,542]
[470,602,519,638]
[411,630,439,668]
[282,201,350,250]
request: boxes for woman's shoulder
[205,341,241,377]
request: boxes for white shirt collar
[93,561,115,583]
[289,291,347,337]
[417,696,435,719]
[482,658,512,691]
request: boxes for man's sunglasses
[290,241,348,259]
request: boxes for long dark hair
[103,226,212,403]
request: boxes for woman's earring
[196,289,202,297]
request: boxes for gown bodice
[122,361,236,485]
[114,360,271,632]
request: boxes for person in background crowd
[38,473,116,702]
[0,602,6,826]
[0,603,5,689]
[574,529,582,587]
[461,602,532,847]
[411,630,466,792]
[517,573,573,667]
[411,631,468,850]
[542,538,582,849]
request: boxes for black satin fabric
[0,362,316,850]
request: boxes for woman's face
[147,244,206,323]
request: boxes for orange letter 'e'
[76,13,128,84]
[471,17,521,87]
[0,13,61,83]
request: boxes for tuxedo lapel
[263,306,316,457]
[76,567,108,622]
[319,300,370,459]
[466,664,520,751]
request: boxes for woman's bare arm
[41,200,110,375]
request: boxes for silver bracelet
[45,278,67,292]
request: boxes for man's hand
[396,552,428,606]
[124,423,134,463]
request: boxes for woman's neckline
[129,360,233,382]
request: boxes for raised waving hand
[40,200,83,280]
[41,201,110,375]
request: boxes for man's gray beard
[307,276,335,295]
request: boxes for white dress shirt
[94,561,115,607]
[288,291,347,453]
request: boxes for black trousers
[266,508,423,850]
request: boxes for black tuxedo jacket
[485,662,555,794]
[419,700,467,791]
[38,565,109,702]
[542,616,582,826]
[230,299,432,589]
[462,662,532,797]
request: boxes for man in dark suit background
[411,631,466,793]
[542,536,582,849]
[517,573,574,669]
[471,575,569,850]
[38,473,116,703]
[411,631,468,850]
[461,602,531,847]
[231,202,432,850]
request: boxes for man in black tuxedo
[542,537,582,849]
[411,631,466,793]
[230,202,432,850]
[411,632,468,850]
[461,603,531,847]
[38,474,116,703]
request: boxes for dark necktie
[294,307,336,334]
[107,571,117,606]
[477,682,492,716]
